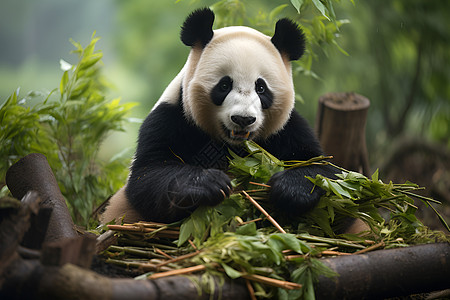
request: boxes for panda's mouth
[230,130,251,140]
[223,125,252,141]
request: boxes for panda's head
[180,8,305,145]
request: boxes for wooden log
[315,92,371,175]
[315,242,450,299]
[5,153,78,242]
[41,235,96,268]
[0,191,40,271]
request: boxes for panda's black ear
[271,19,306,61]
[181,8,215,48]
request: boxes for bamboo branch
[245,278,257,300]
[148,263,214,280]
[353,241,385,255]
[155,251,201,268]
[154,248,173,260]
[242,191,286,234]
[248,182,271,188]
[240,273,302,290]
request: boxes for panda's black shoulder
[134,96,212,167]
[257,109,324,161]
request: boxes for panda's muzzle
[227,115,256,141]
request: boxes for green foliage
[0,90,55,184]
[0,33,136,226]
[180,141,449,246]
[170,141,449,298]
[228,141,285,187]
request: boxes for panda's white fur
[154,26,294,145]
[101,8,362,232]
[102,21,297,224]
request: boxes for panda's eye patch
[255,78,273,109]
[211,76,233,106]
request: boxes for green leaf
[79,52,103,70]
[177,217,194,246]
[312,0,330,21]
[371,169,379,182]
[221,263,242,279]
[269,4,288,20]
[290,0,304,13]
[236,222,257,235]
[59,71,69,96]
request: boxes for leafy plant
[0,33,136,227]
[103,141,449,299]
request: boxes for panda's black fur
[101,8,340,224]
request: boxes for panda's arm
[126,102,230,223]
[259,110,339,216]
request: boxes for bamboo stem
[239,218,263,225]
[106,258,172,272]
[242,191,286,234]
[108,224,180,236]
[245,278,257,300]
[148,263,214,280]
[249,182,271,188]
[240,273,302,290]
[155,251,201,268]
[354,241,385,255]
[154,248,173,260]
[321,250,352,256]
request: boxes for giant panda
[101,8,340,225]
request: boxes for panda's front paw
[171,168,231,208]
[268,169,323,216]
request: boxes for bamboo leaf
[221,263,242,279]
[312,0,330,21]
[59,71,69,96]
[290,0,304,13]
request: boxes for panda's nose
[231,115,256,128]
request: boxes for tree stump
[315,92,371,176]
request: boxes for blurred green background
[1,0,449,227]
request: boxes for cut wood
[315,92,370,175]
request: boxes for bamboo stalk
[354,241,385,255]
[245,278,257,300]
[117,238,179,250]
[106,258,172,272]
[242,190,286,234]
[285,255,305,260]
[132,221,180,230]
[148,263,215,280]
[155,250,201,268]
[248,182,271,188]
[239,218,263,225]
[240,273,302,290]
[188,239,198,251]
[107,245,168,259]
[296,234,366,249]
[321,250,352,256]
[108,224,180,236]
[154,248,173,259]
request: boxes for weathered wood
[316,92,370,175]
[315,242,450,299]
[5,153,78,242]
[0,191,40,271]
[41,235,96,268]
